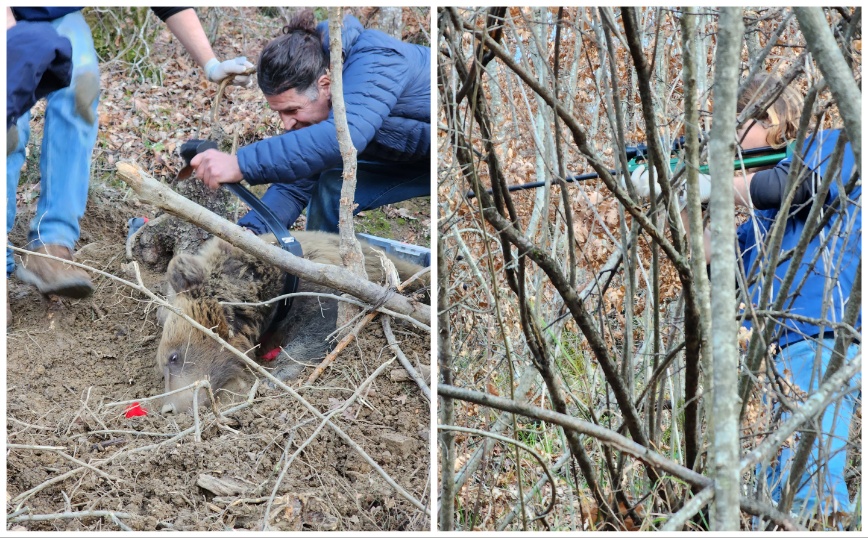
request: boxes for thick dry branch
[115,161,429,325]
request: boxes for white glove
[695,172,711,203]
[205,56,254,86]
[628,165,711,203]
[629,164,658,200]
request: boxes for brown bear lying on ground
[156,231,428,414]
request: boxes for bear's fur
[156,231,427,414]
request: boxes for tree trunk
[707,7,744,531]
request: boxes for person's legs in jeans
[765,338,861,519]
[7,114,31,276]
[27,10,99,252]
[305,159,430,234]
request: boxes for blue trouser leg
[765,338,861,517]
[7,114,31,276]
[305,159,430,233]
[237,174,318,235]
[7,10,99,275]
[238,159,431,235]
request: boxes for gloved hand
[629,165,712,204]
[205,56,254,86]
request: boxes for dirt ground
[6,176,431,532]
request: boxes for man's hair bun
[283,9,316,35]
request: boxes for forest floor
[7,7,431,532]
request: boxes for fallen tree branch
[115,161,430,325]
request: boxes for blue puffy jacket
[237,15,430,186]
[737,129,861,348]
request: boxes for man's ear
[318,73,331,98]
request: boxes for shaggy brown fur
[157,231,427,414]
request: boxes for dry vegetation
[438,7,860,531]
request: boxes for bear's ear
[167,253,207,293]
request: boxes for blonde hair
[736,73,802,148]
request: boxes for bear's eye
[169,352,180,364]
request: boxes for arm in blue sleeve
[237,45,411,185]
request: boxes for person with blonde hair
[735,74,860,523]
[629,71,860,523]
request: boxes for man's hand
[190,149,243,189]
[205,57,254,86]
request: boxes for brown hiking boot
[14,245,93,298]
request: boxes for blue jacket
[237,15,430,186]
[7,20,73,129]
[11,7,82,21]
[737,129,861,347]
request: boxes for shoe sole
[15,266,94,299]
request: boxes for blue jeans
[6,10,99,276]
[764,338,861,517]
[238,159,430,235]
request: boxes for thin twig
[381,316,431,401]
[210,66,257,124]
[439,425,558,523]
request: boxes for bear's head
[156,240,280,414]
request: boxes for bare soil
[7,183,431,531]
